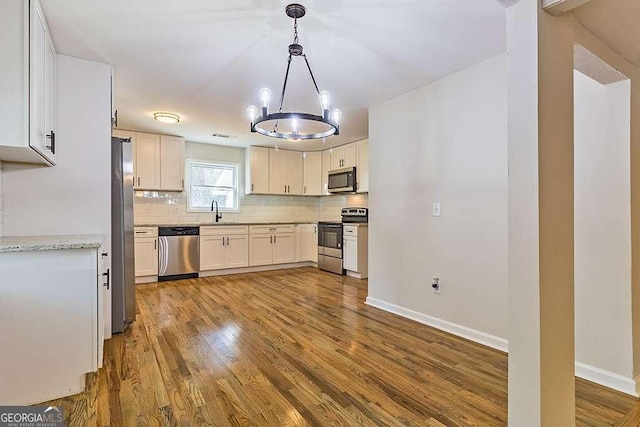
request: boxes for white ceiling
[41,0,507,151]
[573,0,640,68]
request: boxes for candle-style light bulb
[247,105,258,122]
[319,91,331,110]
[260,88,271,108]
[331,109,342,124]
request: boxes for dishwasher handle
[158,236,168,277]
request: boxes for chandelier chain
[293,18,299,44]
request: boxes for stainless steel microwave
[328,167,357,193]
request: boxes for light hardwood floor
[41,267,638,425]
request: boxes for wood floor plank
[35,267,638,425]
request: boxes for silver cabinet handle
[274,235,277,244]
[251,184,254,192]
[227,237,230,246]
[270,235,273,244]
[154,239,157,249]
[181,179,184,188]
[138,177,141,187]
[222,237,225,247]
[304,185,306,194]
[284,185,286,193]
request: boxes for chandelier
[247,4,341,141]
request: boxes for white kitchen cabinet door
[246,146,270,194]
[135,132,161,190]
[287,150,304,195]
[357,139,369,193]
[303,152,322,196]
[43,35,57,163]
[29,0,54,163]
[0,0,57,165]
[226,235,249,268]
[296,224,317,262]
[160,135,185,191]
[331,143,357,170]
[322,150,331,195]
[250,234,273,266]
[200,236,225,271]
[343,236,358,272]
[269,148,287,195]
[330,146,343,170]
[134,237,158,277]
[343,143,357,168]
[273,233,295,264]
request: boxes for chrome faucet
[211,200,222,223]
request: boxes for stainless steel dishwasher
[158,226,200,281]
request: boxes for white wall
[3,55,112,334]
[367,54,509,341]
[574,71,633,380]
[0,161,3,237]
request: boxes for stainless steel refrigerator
[111,137,136,333]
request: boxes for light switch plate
[432,202,441,217]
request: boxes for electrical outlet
[432,277,440,294]
[432,202,441,217]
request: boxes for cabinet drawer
[201,226,249,236]
[134,227,158,238]
[250,224,295,235]
[343,225,358,237]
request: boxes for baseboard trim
[365,297,508,353]
[364,297,640,397]
[575,362,639,397]
[199,262,316,277]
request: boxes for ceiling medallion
[247,3,341,141]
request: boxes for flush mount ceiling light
[247,3,341,141]
[153,112,180,124]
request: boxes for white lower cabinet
[249,225,296,266]
[200,226,249,271]
[343,235,357,272]
[134,227,158,279]
[273,233,295,264]
[0,243,105,405]
[343,224,368,279]
[296,224,318,262]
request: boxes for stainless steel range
[317,207,368,275]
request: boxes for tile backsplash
[0,161,3,236]
[134,191,368,225]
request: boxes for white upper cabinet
[303,151,322,196]
[0,0,57,165]
[356,139,369,193]
[330,143,356,170]
[269,148,303,195]
[321,150,331,195]
[113,130,184,192]
[135,132,161,190]
[287,150,304,195]
[245,146,270,194]
[160,135,185,191]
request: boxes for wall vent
[211,133,234,139]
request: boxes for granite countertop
[0,234,104,253]
[135,221,323,227]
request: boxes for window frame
[186,159,241,213]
